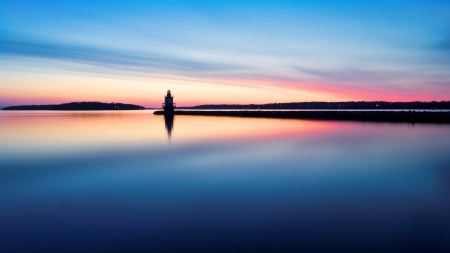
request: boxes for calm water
[1,111,450,252]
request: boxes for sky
[1,0,450,108]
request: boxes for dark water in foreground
[1,111,450,252]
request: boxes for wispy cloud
[0,39,242,75]
[295,67,393,83]
[437,31,450,52]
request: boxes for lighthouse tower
[163,90,175,112]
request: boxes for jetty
[153,90,450,123]
[154,110,450,123]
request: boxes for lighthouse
[163,90,175,112]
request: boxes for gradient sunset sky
[1,0,449,108]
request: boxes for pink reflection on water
[1,110,449,161]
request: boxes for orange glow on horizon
[1,70,448,109]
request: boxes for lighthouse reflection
[164,113,174,139]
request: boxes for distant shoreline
[187,101,450,110]
[154,110,450,123]
[3,102,145,110]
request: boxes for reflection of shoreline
[154,110,450,123]
[164,113,174,139]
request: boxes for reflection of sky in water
[1,111,450,252]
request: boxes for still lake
[1,110,450,252]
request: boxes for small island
[3,102,145,110]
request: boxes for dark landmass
[3,102,145,110]
[188,101,450,110]
[154,110,450,123]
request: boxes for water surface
[1,111,449,252]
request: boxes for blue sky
[1,0,449,107]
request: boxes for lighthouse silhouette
[163,90,175,112]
